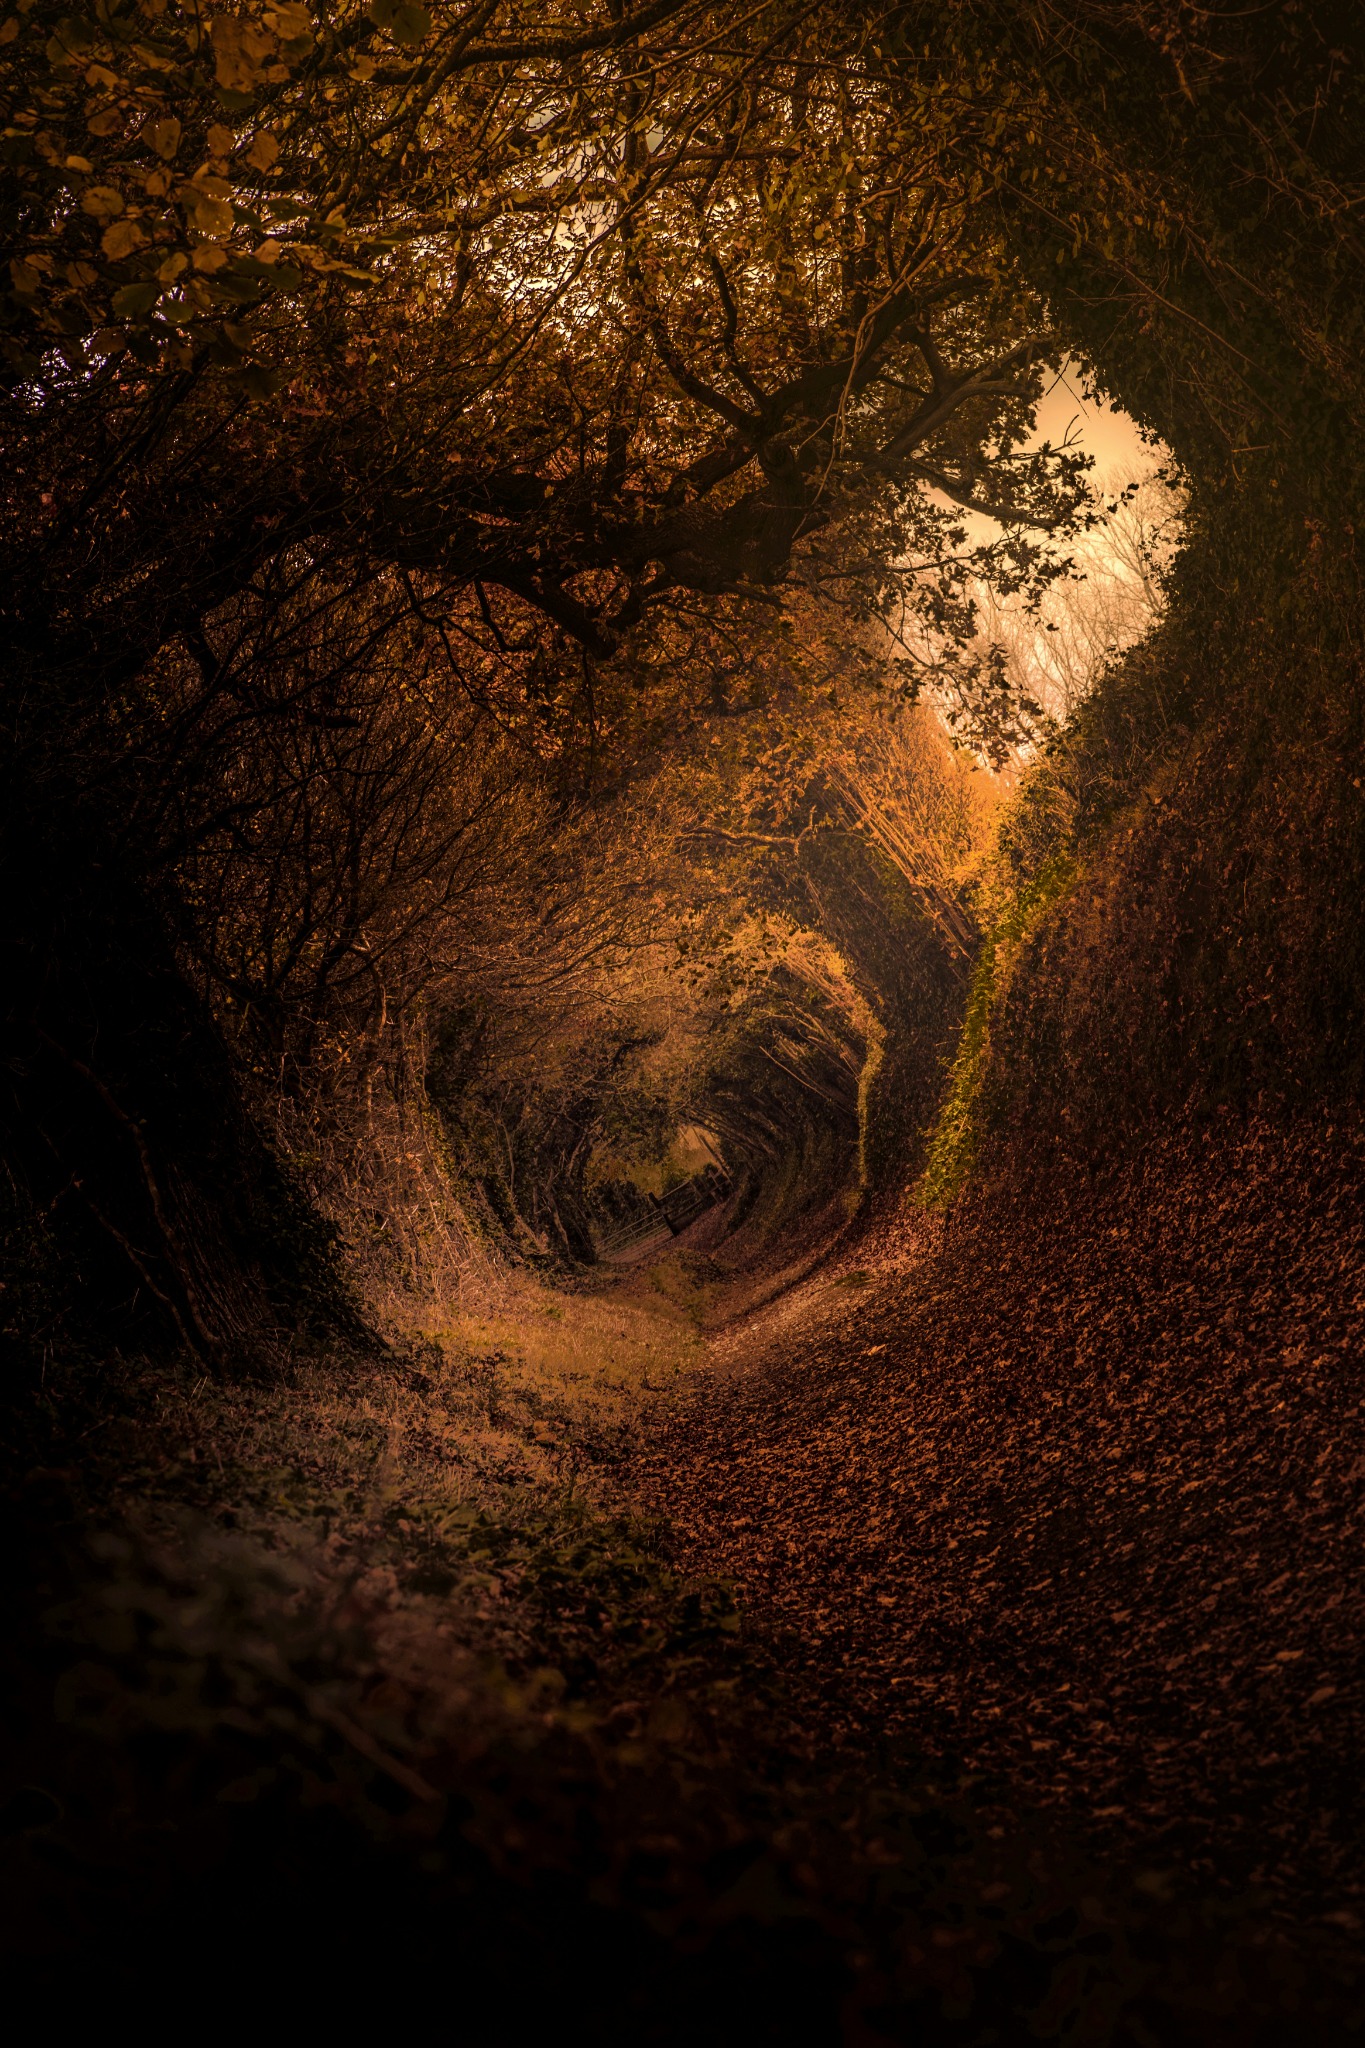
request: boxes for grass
[70,1255,717,1682]
[917,851,1077,1208]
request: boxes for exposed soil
[634,1115,1365,1927]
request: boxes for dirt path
[632,1119,1365,1924]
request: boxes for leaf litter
[633,1116,1365,1926]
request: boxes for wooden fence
[595,1167,732,1258]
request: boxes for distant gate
[595,1165,732,1259]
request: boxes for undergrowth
[918,852,1076,1207]
[916,477,1365,1198]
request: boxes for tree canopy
[6,0,1360,1358]
[4,0,1093,746]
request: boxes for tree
[1,0,1095,1359]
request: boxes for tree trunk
[1,818,363,1369]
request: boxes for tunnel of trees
[3,0,1121,1363]
[3,0,1365,2032]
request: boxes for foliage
[902,0,1365,1188]
[7,1,1365,2020]
[3,0,1093,670]
[917,849,1073,1207]
[0,0,1112,1352]
[919,469,1365,1184]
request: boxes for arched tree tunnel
[418,739,982,1279]
[5,0,1365,2035]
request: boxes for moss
[917,853,1077,1207]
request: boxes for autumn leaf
[47,15,95,61]
[80,185,124,219]
[263,2,313,46]
[211,16,277,94]
[391,3,433,44]
[370,0,432,44]
[236,362,283,400]
[111,280,160,319]
[100,220,146,260]
[183,188,235,239]
[244,130,280,173]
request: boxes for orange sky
[1031,364,1158,480]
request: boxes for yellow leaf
[294,246,369,281]
[86,107,124,137]
[211,16,276,93]
[145,116,181,161]
[157,251,188,282]
[389,2,431,45]
[244,129,279,172]
[100,218,146,259]
[263,2,311,41]
[9,257,41,293]
[184,190,234,238]
[207,123,235,157]
[65,153,94,172]
[252,237,282,264]
[192,244,230,273]
[0,17,19,44]
[81,184,124,219]
[65,260,98,286]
